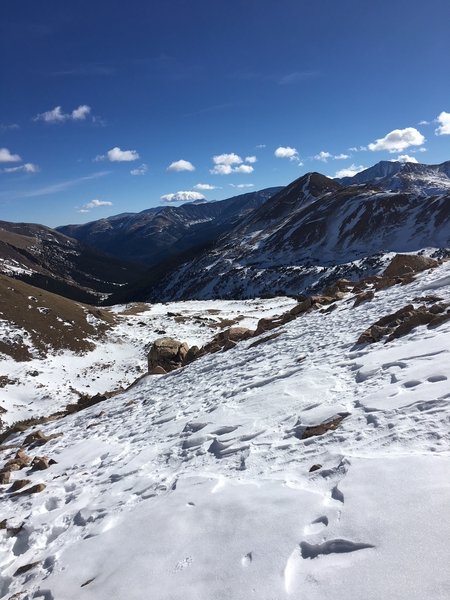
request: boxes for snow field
[0,263,449,599]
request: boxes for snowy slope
[1,261,449,599]
[0,297,296,425]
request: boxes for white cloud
[234,164,254,174]
[160,190,206,203]
[335,164,366,178]
[334,153,350,160]
[0,147,21,162]
[80,199,113,212]
[193,183,219,190]
[106,147,140,162]
[167,159,195,172]
[274,146,299,160]
[391,154,418,164]
[255,144,266,149]
[210,152,253,175]
[130,164,148,176]
[34,104,93,124]
[368,127,425,152]
[212,153,242,166]
[71,105,91,120]
[3,162,39,173]
[435,111,450,135]
[230,183,254,188]
[314,151,332,162]
[419,120,431,125]
[245,155,257,163]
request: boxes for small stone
[14,561,40,576]
[0,471,11,484]
[309,464,322,473]
[15,483,46,496]
[9,479,31,492]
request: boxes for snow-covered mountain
[148,162,450,300]
[57,188,281,266]
[338,159,450,195]
[0,221,143,303]
[1,258,449,600]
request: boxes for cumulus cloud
[101,147,140,162]
[2,163,39,173]
[368,127,425,152]
[335,164,366,178]
[167,159,195,172]
[314,151,332,162]
[130,163,148,176]
[274,146,298,160]
[78,198,113,213]
[0,147,21,162]
[210,153,254,175]
[245,155,257,163]
[160,190,206,203]
[334,153,350,160]
[391,154,418,164]
[212,153,242,166]
[193,183,219,190]
[234,164,254,174]
[34,104,92,123]
[435,111,450,135]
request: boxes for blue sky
[1,0,449,227]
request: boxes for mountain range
[1,160,449,304]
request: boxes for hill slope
[57,188,282,266]
[0,259,449,600]
[149,164,450,300]
[0,221,144,303]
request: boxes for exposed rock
[9,479,31,492]
[184,345,201,364]
[353,290,375,307]
[14,562,40,577]
[4,452,30,471]
[148,337,189,373]
[30,456,52,471]
[383,254,438,278]
[357,302,450,344]
[309,464,322,473]
[14,483,46,496]
[203,327,253,354]
[23,429,62,448]
[0,471,11,484]
[148,365,167,375]
[298,414,348,440]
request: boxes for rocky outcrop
[202,327,253,354]
[147,337,189,374]
[383,254,438,278]
[357,302,450,345]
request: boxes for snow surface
[0,297,296,424]
[0,263,450,599]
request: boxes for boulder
[383,254,438,278]
[353,290,375,307]
[203,327,253,354]
[31,456,52,471]
[147,337,189,373]
[14,483,46,496]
